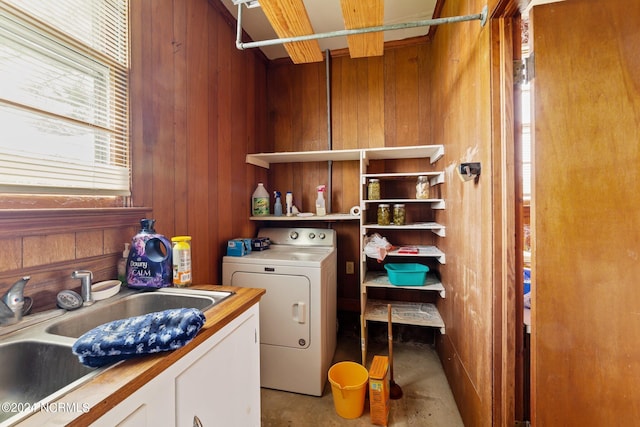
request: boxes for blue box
[227,238,252,257]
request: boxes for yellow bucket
[328,361,369,419]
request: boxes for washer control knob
[309,233,316,239]
[318,233,326,239]
[289,231,299,240]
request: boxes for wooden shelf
[363,198,445,209]
[362,171,445,186]
[364,299,445,333]
[246,149,361,169]
[246,145,444,169]
[364,271,445,297]
[362,222,446,237]
[361,145,444,163]
[386,245,445,263]
[250,213,359,221]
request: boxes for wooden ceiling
[222,0,438,62]
[258,0,384,63]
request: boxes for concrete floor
[261,316,464,426]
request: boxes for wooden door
[530,0,640,424]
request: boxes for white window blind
[0,0,130,196]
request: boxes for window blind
[0,0,130,196]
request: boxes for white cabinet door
[174,304,260,427]
[91,370,173,427]
[91,303,261,427]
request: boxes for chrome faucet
[71,270,94,306]
[0,276,30,325]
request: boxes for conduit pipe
[236,5,488,51]
[325,50,333,214]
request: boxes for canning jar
[368,179,380,200]
[393,204,406,225]
[377,204,390,225]
[416,175,430,199]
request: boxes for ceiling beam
[340,0,384,58]
[258,0,324,63]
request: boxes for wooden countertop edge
[18,285,265,426]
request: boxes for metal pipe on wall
[326,50,332,214]
[236,6,488,51]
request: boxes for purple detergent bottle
[126,219,172,289]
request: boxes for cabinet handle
[193,415,203,427]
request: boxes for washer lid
[223,246,334,267]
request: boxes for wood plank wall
[130,0,268,285]
[266,6,498,423]
[266,47,436,311]
[428,0,495,424]
[0,0,268,309]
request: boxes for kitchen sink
[0,341,97,424]
[0,287,234,425]
[47,289,233,338]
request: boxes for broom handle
[388,304,394,381]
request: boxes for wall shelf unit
[246,145,448,364]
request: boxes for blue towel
[72,308,206,368]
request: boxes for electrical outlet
[346,261,355,275]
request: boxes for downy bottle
[126,219,172,289]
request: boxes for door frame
[489,0,526,424]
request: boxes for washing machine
[222,227,337,396]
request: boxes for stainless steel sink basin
[47,289,232,338]
[0,288,233,425]
[0,341,96,424]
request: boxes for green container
[384,263,429,286]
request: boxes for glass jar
[377,204,390,225]
[393,204,406,225]
[368,178,380,200]
[416,175,430,199]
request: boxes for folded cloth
[72,307,206,368]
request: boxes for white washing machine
[222,227,337,396]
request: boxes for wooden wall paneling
[215,6,238,270]
[332,56,360,149]
[417,44,431,146]
[383,49,398,147]
[184,0,212,284]
[388,45,421,147]
[428,0,494,425]
[173,0,188,233]
[148,0,177,239]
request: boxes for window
[0,0,129,197]
[521,18,531,201]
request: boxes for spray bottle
[316,185,326,216]
[274,191,283,216]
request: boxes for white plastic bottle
[316,185,326,216]
[252,183,270,216]
[285,191,293,216]
[117,243,130,284]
